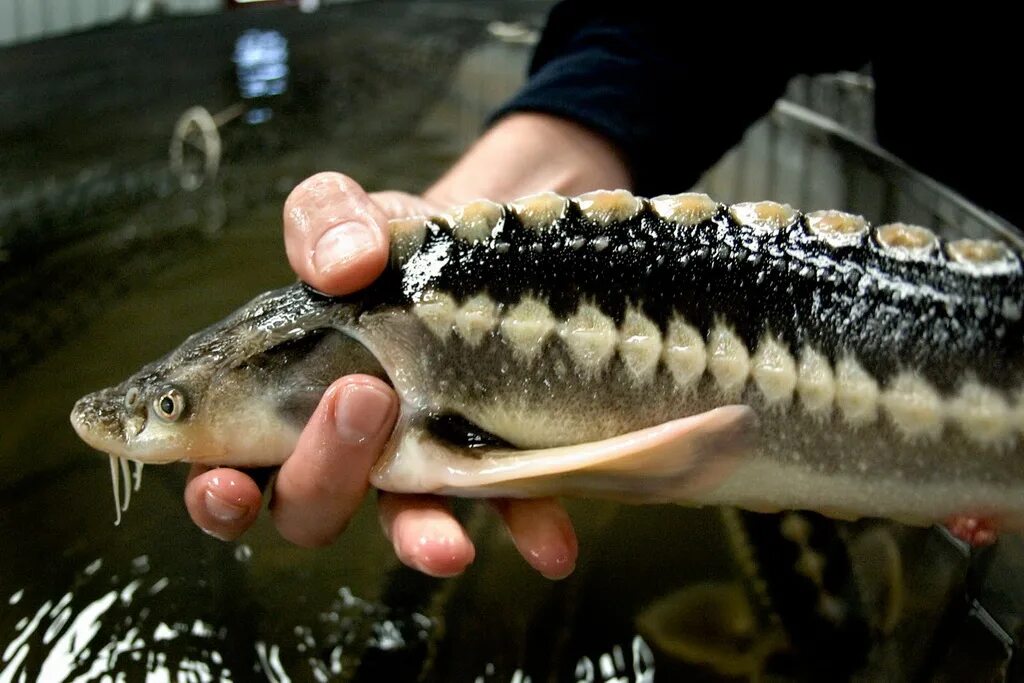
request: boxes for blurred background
[1,1,1022,681]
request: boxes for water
[1,2,1021,680]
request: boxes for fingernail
[407,539,465,578]
[397,519,472,577]
[534,534,576,581]
[550,517,578,579]
[335,384,393,444]
[313,221,380,275]
[503,506,577,580]
[204,489,248,523]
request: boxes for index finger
[283,172,391,296]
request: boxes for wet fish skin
[71,191,1024,529]
[385,196,1021,394]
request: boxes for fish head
[70,347,246,466]
[70,285,370,467]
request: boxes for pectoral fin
[369,406,757,503]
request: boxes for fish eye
[153,388,185,422]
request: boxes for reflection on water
[471,637,655,683]
[0,554,440,682]
[1,555,233,681]
[573,637,655,683]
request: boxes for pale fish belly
[364,311,1024,527]
[355,191,1024,527]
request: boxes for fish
[70,190,1024,530]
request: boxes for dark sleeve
[492,2,869,195]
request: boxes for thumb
[283,172,391,296]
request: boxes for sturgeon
[70,191,1024,530]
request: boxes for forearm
[471,4,869,197]
[423,112,632,206]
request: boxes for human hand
[184,172,578,579]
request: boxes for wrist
[424,112,632,206]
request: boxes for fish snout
[70,387,128,454]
